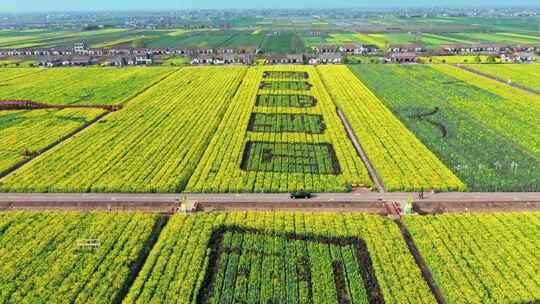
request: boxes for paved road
[1,192,539,204]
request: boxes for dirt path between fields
[456,64,540,97]
[336,107,386,192]
[395,219,446,304]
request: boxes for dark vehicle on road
[290,190,312,199]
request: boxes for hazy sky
[1,0,539,12]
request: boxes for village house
[440,44,475,54]
[104,56,128,67]
[70,57,97,66]
[318,53,343,64]
[314,45,338,54]
[73,42,89,54]
[306,55,319,65]
[87,49,105,56]
[236,46,259,55]
[510,44,540,53]
[216,47,234,54]
[38,57,63,67]
[190,55,215,65]
[175,48,194,56]
[195,48,214,55]
[385,52,418,63]
[223,53,253,65]
[130,54,153,65]
[266,54,304,64]
[132,48,151,56]
[339,44,361,54]
[191,54,252,65]
[359,44,380,55]
[471,43,509,54]
[339,44,380,55]
[39,56,97,67]
[501,52,537,63]
[387,44,425,53]
[108,48,132,56]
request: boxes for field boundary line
[0,110,109,180]
[112,216,169,304]
[0,68,181,181]
[455,64,540,97]
[1,68,46,82]
[336,107,386,192]
[395,219,446,304]
[182,67,249,191]
[313,66,385,192]
[119,68,182,106]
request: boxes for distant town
[0,8,539,67]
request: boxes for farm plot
[186,66,372,193]
[260,81,312,90]
[256,94,316,107]
[317,65,463,192]
[0,67,246,193]
[247,113,325,133]
[350,64,540,191]
[447,32,540,44]
[0,28,131,49]
[464,63,540,92]
[404,213,540,303]
[220,31,265,48]
[0,211,164,304]
[260,32,306,54]
[0,68,43,82]
[144,30,238,49]
[0,67,174,105]
[433,65,540,155]
[123,212,436,304]
[240,141,339,174]
[0,108,105,177]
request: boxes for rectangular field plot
[256,94,316,108]
[0,67,246,193]
[198,226,381,304]
[404,213,540,303]
[186,66,372,193]
[241,141,340,175]
[263,70,309,79]
[0,67,174,105]
[0,211,163,304]
[260,81,312,91]
[350,64,540,191]
[464,63,540,92]
[123,212,437,304]
[319,65,464,192]
[0,108,105,176]
[247,113,325,134]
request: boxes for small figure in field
[418,188,424,200]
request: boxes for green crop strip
[197,226,383,304]
[260,81,312,91]
[186,66,372,193]
[247,113,326,134]
[263,70,309,80]
[256,94,317,108]
[123,212,437,303]
[240,141,340,175]
[350,64,540,192]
